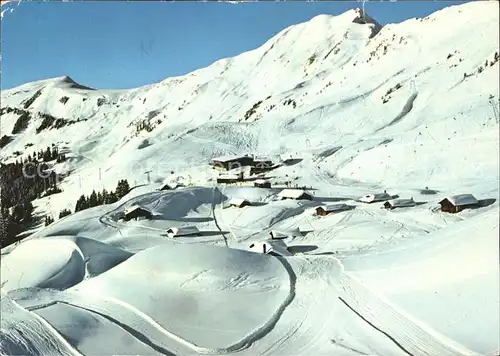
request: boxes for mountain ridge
[1,7,382,93]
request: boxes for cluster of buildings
[210,154,279,186]
[122,188,481,225]
[242,191,484,257]
[117,166,485,259]
[356,190,481,214]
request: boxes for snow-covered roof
[211,155,251,163]
[166,226,200,238]
[384,198,416,208]
[124,204,151,215]
[358,192,392,203]
[248,239,292,256]
[158,182,175,190]
[217,173,241,179]
[255,179,270,184]
[270,227,307,238]
[269,230,287,239]
[253,156,272,162]
[278,189,311,199]
[440,194,478,207]
[317,203,352,212]
[228,198,250,207]
[227,166,251,173]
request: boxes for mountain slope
[1,2,499,355]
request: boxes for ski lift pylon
[409,80,416,95]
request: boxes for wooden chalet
[383,198,416,210]
[227,198,251,208]
[254,179,271,188]
[438,194,479,213]
[278,189,313,201]
[315,203,354,216]
[123,205,152,221]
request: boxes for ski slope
[1,2,499,355]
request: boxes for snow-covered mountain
[1,2,498,215]
[1,2,499,355]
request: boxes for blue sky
[1,0,469,90]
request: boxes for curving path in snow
[3,243,297,354]
[0,294,83,356]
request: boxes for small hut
[248,239,292,257]
[315,203,354,216]
[269,227,307,239]
[358,191,392,203]
[166,226,200,238]
[269,230,288,239]
[420,186,439,195]
[438,194,479,213]
[123,205,152,221]
[227,198,251,208]
[278,189,313,201]
[254,179,271,188]
[158,183,177,191]
[383,198,416,210]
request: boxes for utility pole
[489,97,499,124]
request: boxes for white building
[166,226,200,238]
[248,239,292,257]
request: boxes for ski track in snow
[0,295,84,356]
[253,254,479,356]
[6,253,297,355]
[337,272,479,356]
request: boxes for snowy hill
[1,2,499,355]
